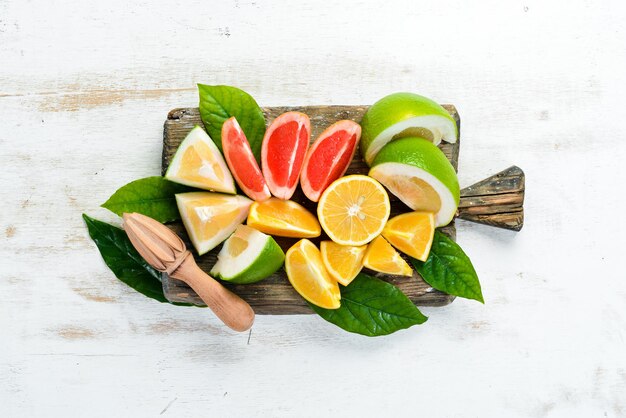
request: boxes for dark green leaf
[83,214,170,304]
[412,230,484,303]
[101,176,189,223]
[198,84,266,161]
[310,273,428,336]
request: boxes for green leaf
[310,274,428,336]
[198,84,266,161]
[83,214,169,303]
[412,230,484,303]
[101,176,189,223]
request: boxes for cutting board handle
[457,165,525,231]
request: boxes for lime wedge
[369,137,459,227]
[360,92,457,165]
[210,225,285,284]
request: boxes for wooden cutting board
[160,105,524,314]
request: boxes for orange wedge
[382,211,435,261]
[176,192,252,255]
[317,175,390,246]
[320,241,366,286]
[247,198,321,238]
[362,236,413,277]
[285,239,341,309]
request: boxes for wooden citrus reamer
[159,105,525,313]
[123,212,255,331]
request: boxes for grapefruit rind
[300,120,361,202]
[261,112,311,200]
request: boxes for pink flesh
[223,120,269,200]
[265,121,309,195]
[304,130,357,199]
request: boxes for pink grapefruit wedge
[261,112,310,200]
[300,120,361,202]
[222,117,271,201]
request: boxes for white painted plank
[2,0,626,416]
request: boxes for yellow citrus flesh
[178,141,229,187]
[285,240,341,309]
[247,198,321,238]
[320,241,367,286]
[375,173,442,213]
[176,192,251,255]
[362,236,413,277]
[382,211,435,262]
[317,175,390,246]
[166,127,235,193]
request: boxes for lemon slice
[176,192,251,255]
[382,212,435,261]
[320,241,366,286]
[247,198,321,238]
[165,126,236,193]
[362,236,413,277]
[317,175,390,246]
[285,239,340,309]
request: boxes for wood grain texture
[161,105,460,313]
[3,1,626,416]
[457,166,525,231]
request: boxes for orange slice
[247,198,321,238]
[176,192,252,255]
[317,175,390,246]
[285,239,340,309]
[320,241,366,286]
[362,236,413,277]
[165,126,236,193]
[382,211,435,261]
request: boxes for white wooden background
[2,0,625,416]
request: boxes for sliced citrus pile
[362,235,413,277]
[176,192,252,255]
[300,120,361,202]
[247,198,321,238]
[261,112,310,200]
[320,241,366,286]
[317,175,390,246]
[285,239,340,309]
[222,117,271,201]
[165,126,236,193]
[382,212,435,261]
[210,225,284,284]
[360,92,457,165]
[369,137,459,227]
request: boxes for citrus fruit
[210,225,284,284]
[222,116,271,202]
[369,137,460,227]
[285,239,341,309]
[320,241,366,286]
[360,92,457,164]
[382,212,435,261]
[247,198,321,238]
[165,126,236,193]
[362,235,413,277]
[317,174,390,246]
[261,111,311,200]
[300,120,361,202]
[175,192,252,255]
